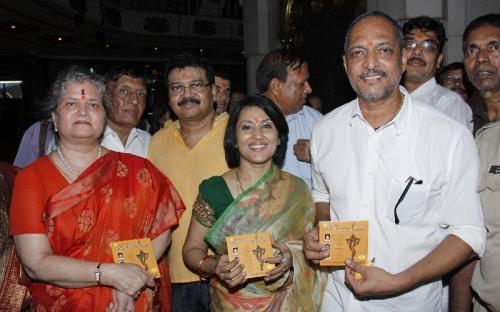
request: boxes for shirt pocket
[485,172,500,192]
[389,180,429,225]
[481,172,500,229]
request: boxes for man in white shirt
[402,16,473,131]
[102,65,151,157]
[256,49,322,189]
[303,11,486,311]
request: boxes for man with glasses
[403,16,473,131]
[148,53,229,311]
[303,11,485,311]
[438,62,490,134]
[214,71,232,114]
[102,65,151,157]
[437,62,471,102]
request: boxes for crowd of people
[0,9,498,312]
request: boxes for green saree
[193,165,326,311]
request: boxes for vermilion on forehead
[239,117,271,124]
[349,17,398,44]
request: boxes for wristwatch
[94,263,103,285]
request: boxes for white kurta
[311,87,486,312]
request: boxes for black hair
[256,48,306,93]
[105,64,146,83]
[437,62,465,83]
[463,13,500,44]
[344,11,404,53]
[402,16,447,54]
[214,71,232,82]
[224,95,288,168]
[164,52,215,86]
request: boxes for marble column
[242,0,281,94]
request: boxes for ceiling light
[10,25,16,30]
[0,80,22,84]
[57,37,63,41]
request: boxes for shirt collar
[349,86,412,136]
[104,126,142,143]
[286,106,305,122]
[476,119,500,135]
[410,77,436,98]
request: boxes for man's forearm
[398,235,475,291]
[449,259,477,312]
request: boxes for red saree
[10,152,185,312]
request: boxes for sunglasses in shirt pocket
[388,177,429,225]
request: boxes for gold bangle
[197,255,212,277]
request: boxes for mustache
[408,56,426,64]
[359,69,387,79]
[177,97,200,106]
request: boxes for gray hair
[344,11,404,54]
[45,65,109,117]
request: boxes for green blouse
[193,176,234,227]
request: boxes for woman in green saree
[183,95,325,311]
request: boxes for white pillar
[243,0,281,94]
[366,0,500,63]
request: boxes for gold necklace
[235,170,245,195]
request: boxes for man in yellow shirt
[149,53,229,311]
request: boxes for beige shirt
[472,120,500,311]
[148,113,229,283]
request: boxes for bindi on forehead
[81,88,86,100]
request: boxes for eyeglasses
[441,76,464,87]
[168,81,210,95]
[404,40,439,53]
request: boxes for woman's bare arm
[14,234,154,296]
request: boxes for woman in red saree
[9,66,184,312]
